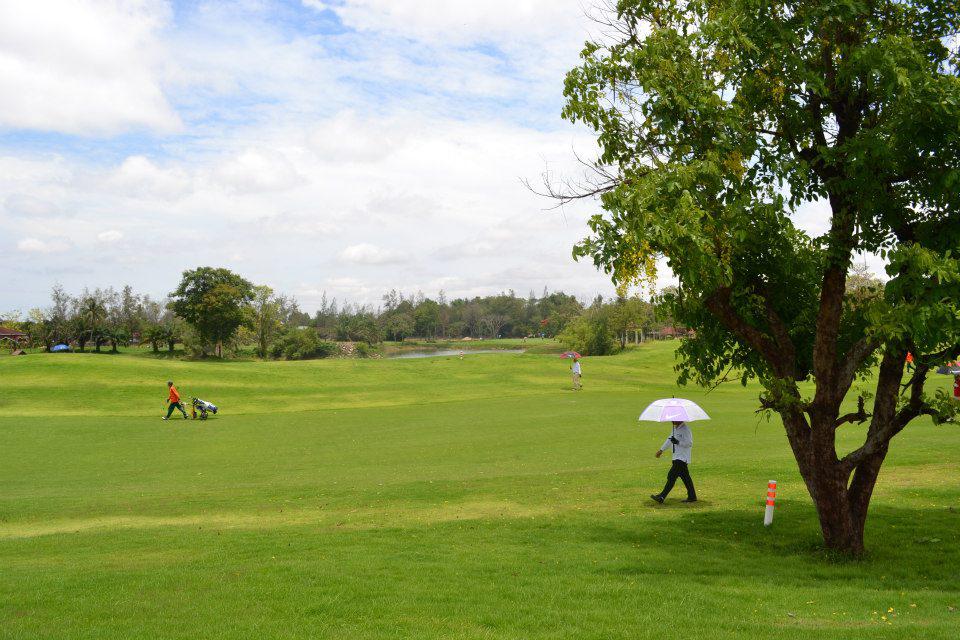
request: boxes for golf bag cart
[191,397,218,420]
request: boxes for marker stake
[764,480,777,526]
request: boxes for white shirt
[660,423,693,463]
[572,361,581,374]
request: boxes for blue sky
[1,0,630,314]
[0,0,868,317]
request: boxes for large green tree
[249,285,286,359]
[169,267,253,357]
[561,0,960,554]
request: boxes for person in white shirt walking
[650,420,697,503]
[571,357,582,391]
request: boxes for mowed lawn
[1,343,958,639]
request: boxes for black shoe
[682,497,698,503]
[650,494,664,504]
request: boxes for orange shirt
[168,385,180,403]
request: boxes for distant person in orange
[906,351,914,371]
[164,380,189,420]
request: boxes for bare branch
[524,149,641,209]
[834,395,871,428]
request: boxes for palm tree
[81,295,107,352]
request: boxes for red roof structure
[0,327,29,343]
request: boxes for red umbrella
[560,351,581,359]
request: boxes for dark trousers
[166,402,187,419]
[658,460,696,500]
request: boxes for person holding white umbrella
[638,398,709,504]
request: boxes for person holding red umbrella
[572,356,582,391]
[561,351,583,391]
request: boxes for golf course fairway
[1,342,958,639]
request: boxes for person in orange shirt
[164,380,189,420]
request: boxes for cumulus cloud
[3,194,61,217]
[257,212,340,237]
[107,156,192,200]
[434,240,498,260]
[0,0,180,135]
[308,111,411,164]
[97,230,123,243]
[0,1,626,311]
[214,149,304,193]
[17,237,71,254]
[338,243,408,265]
[303,0,583,46]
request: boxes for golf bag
[191,397,218,420]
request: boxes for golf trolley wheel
[200,412,208,420]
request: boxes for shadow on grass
[585,500,960,587]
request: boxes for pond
[386,349,526,359]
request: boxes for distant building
[0,326,29,346]
[650,326,694,340]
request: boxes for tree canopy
[562,0,960,554]
[169,267,254,357]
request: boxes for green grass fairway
[1,343,958,639]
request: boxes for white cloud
[3,193,61,217]
[257,212,340,237]
[304,0,583,46]
[214,149,304,193]
[307,111,410,164]
[434,240,498,260]
[0,0,180,135]
[97,230,123,243]
[0,2,625,311]
[107,155,192,200]
[16,237,71,254]
[338,243,408,265]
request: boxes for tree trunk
[807,467,863,555]
[167,341,175,353]
[151,341,159,353]
[790,427,890,556]
[780,410,869,556]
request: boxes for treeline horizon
[2,285,655,328]
[1,267,676,358]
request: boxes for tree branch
[760,290,798,379]
[704,287,785,375]
[893,361,933,429]
[834,395,871,428]
[836,336,882,397]
[841,358,928,472]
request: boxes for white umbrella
[639,398,711,423]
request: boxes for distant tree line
[3,266,678,359]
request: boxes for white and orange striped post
[764,480,777,526]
